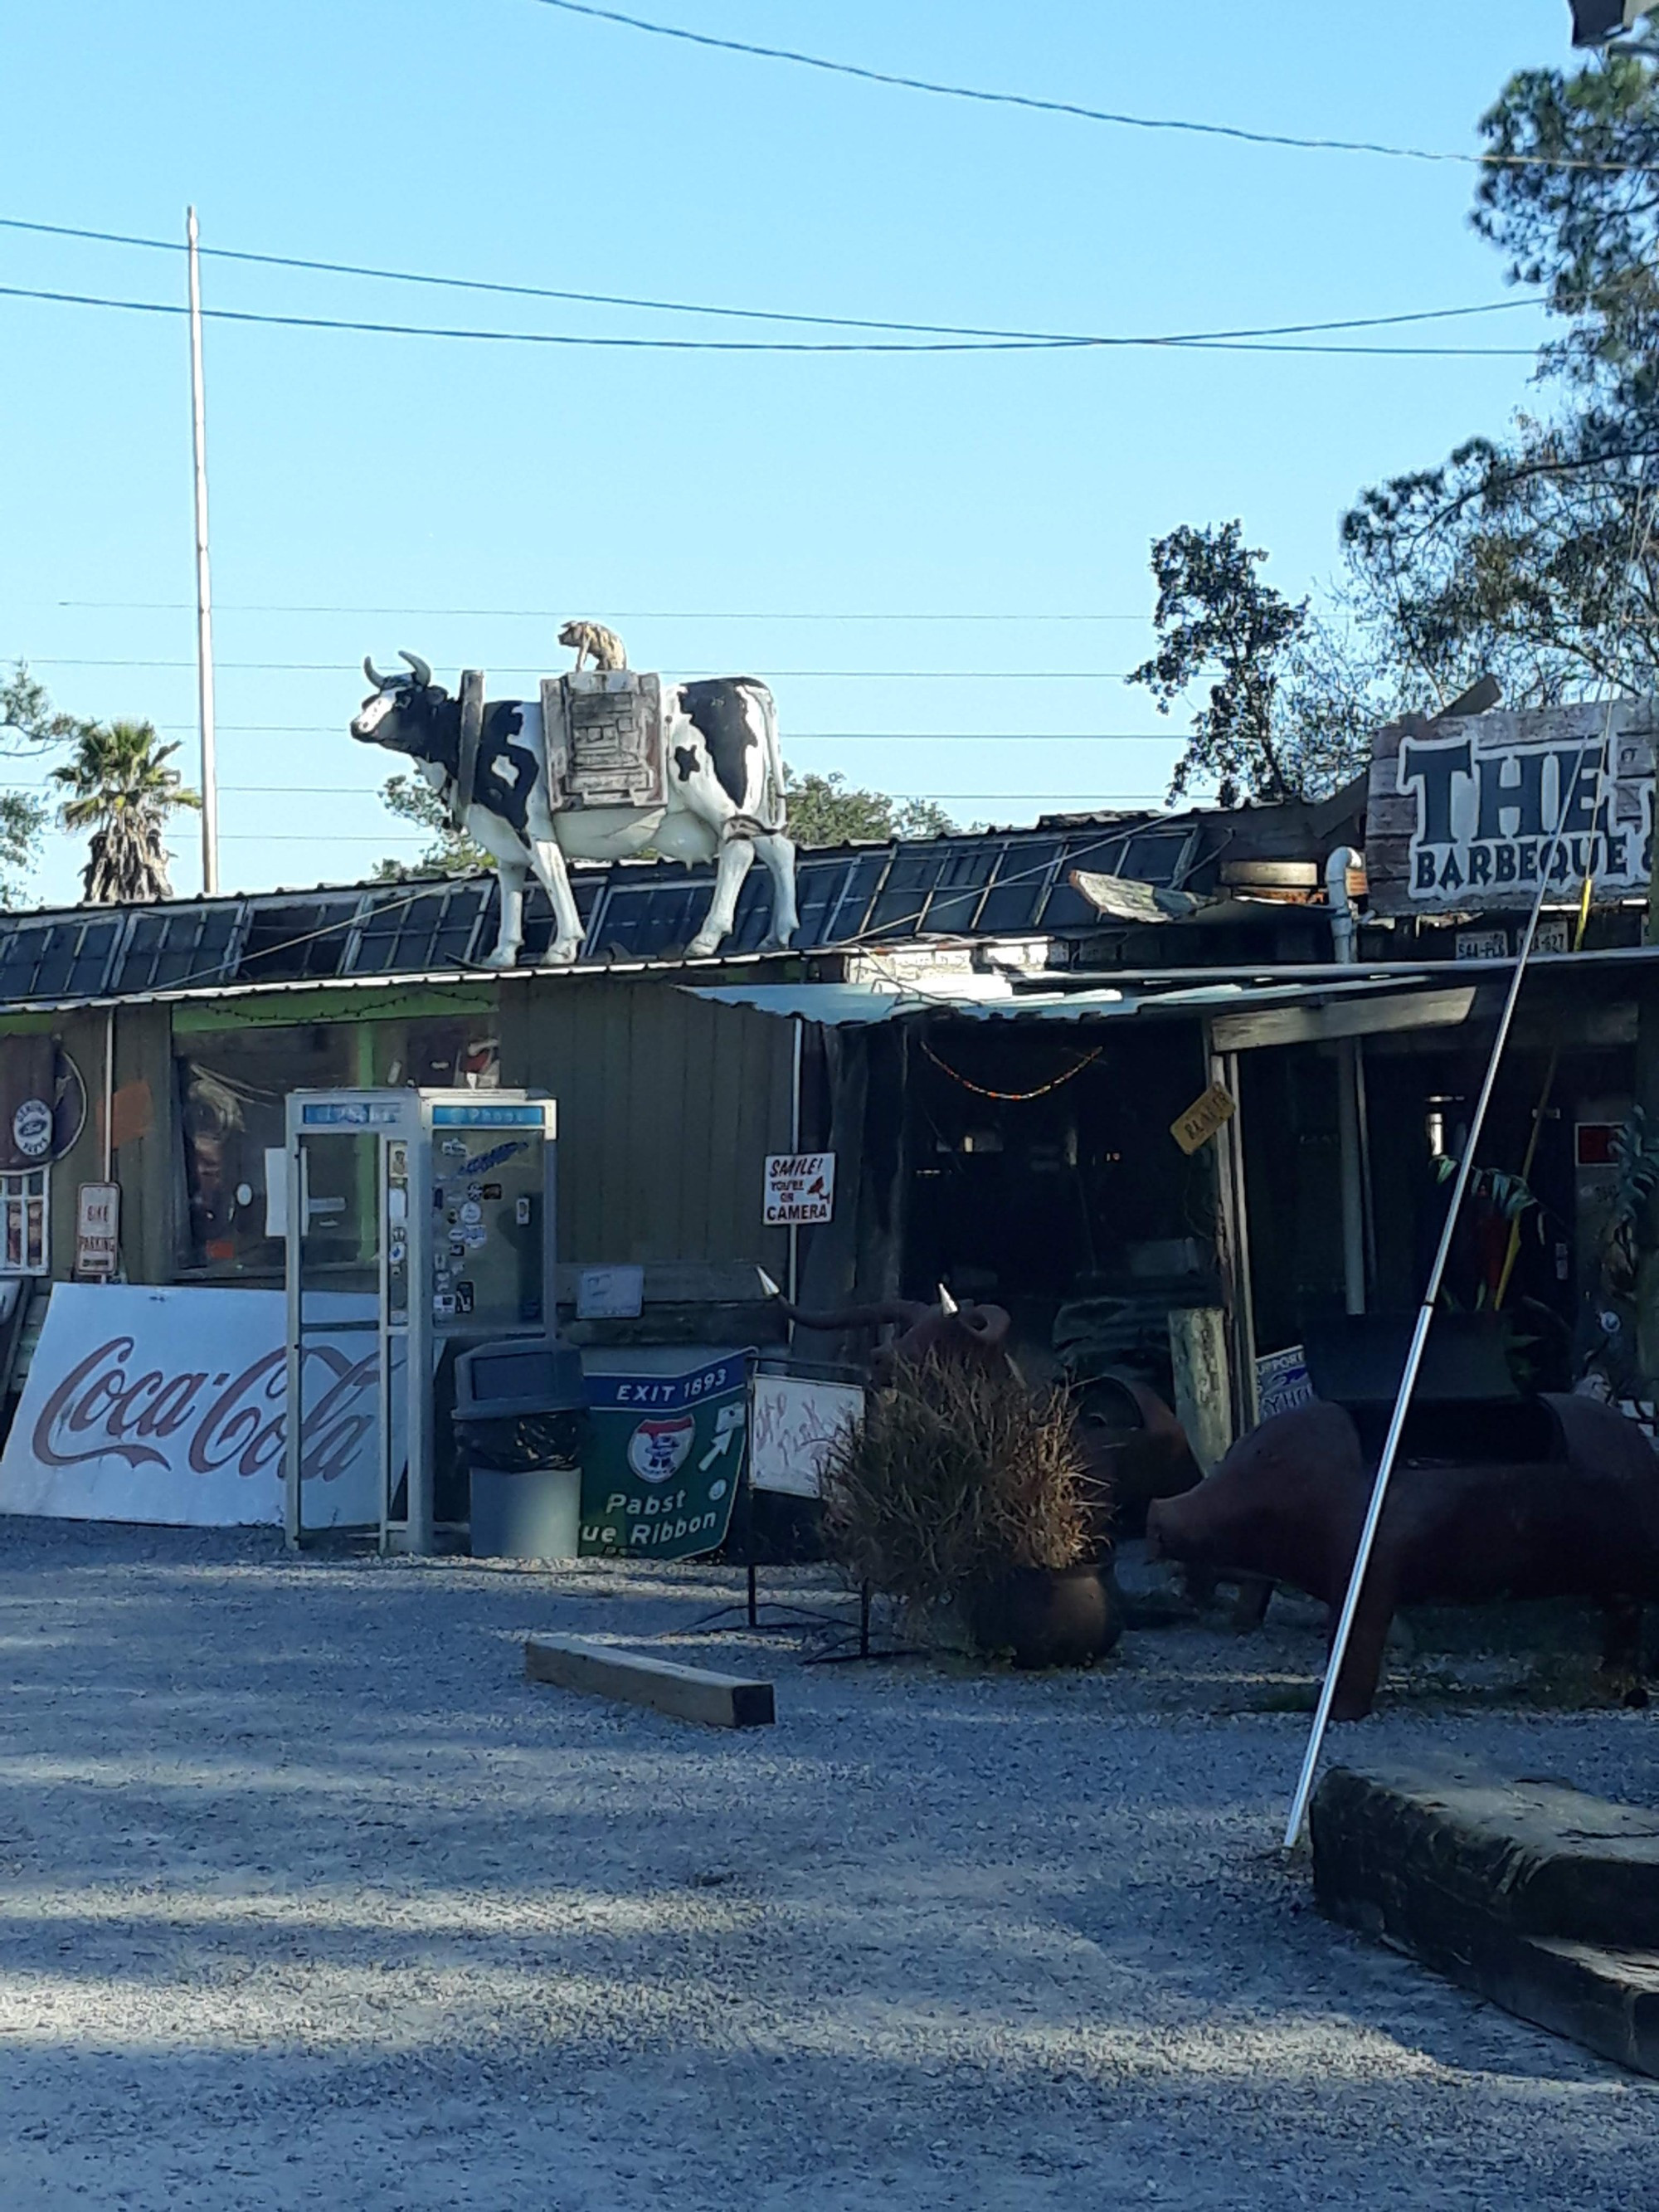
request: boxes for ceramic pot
[963,1562,1124,1669]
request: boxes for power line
[24,660,1162,675]
[25,601,1182,621]
[528,0,1659,178]
[0,214,1546,348]
[0,280,1541,358]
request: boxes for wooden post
[1204,1028,1259,1432]
[1169,1307,1233,1474]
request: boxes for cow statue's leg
[688,826,758,958]
[523,833,586,966]
[483,858,528,968]
[754,830,798,952]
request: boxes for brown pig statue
[1145,1395,1659,1719]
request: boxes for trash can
[452,1336,589,1560]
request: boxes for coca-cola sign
[0,1286,385,1527]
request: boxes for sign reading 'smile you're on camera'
[1365,699,1658,918]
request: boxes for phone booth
[282,1089,556,1553]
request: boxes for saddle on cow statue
[450,667,668,830]
[541,670,667,811]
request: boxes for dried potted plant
[820,1357,1121,1667]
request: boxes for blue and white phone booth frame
[282,1088,557,1554]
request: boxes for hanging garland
[917,1035,1104,1103]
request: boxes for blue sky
[1,1,1578,906]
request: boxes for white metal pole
[1283,731,1622,1847]
[1327,848,1367,1315]
[787,1017,803,1308]
[186,207,219,897]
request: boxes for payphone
[282,1088,556,1553]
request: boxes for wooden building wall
[498,972,795,1300]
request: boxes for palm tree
[51,720,202,904]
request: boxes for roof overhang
[683,969,1485,1045]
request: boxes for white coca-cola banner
[0,1285,383,1527]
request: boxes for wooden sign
[1170,1084,1236,1156]
[74,1182,119,1278]
[1365,699,1657,918]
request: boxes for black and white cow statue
[352,654,798,967]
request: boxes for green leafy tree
[372,772,493,881]
[1,662,102,906]
[1343,36,1659,705]
[51,721,201,904]
[0,794,37,907]
[1125,522,1394,806]
[783,767,953,845]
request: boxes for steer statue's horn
[937,1283,959,1316]
[363,655,392,689]
[400,650,432,688]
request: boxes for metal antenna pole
[1283,729,1624,1849]
[1285,456,1656,1848]
[187,206,220,897]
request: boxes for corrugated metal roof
[682,972,1443,1027]
[0,816,1204,1014]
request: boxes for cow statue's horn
[937,1283,959,1316]
[363,655,391,689]
[756,1267,783,1300]
[400,650,432,687]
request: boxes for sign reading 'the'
[764,1152,835,1226]
[1366,699,1658,917]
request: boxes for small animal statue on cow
[557,618,629,672]
[353,641,797,968]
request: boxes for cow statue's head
[351,652,449,763]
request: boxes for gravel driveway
[0,1520,1654,2210]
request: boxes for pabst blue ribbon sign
[1366,699,1659,918]
[0,1285,382,1527]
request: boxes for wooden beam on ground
[524,1633,776,1728]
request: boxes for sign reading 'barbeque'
[1365,700,1659,918]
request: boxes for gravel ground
[0,1522,1655,2210]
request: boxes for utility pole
[187,206,220,897]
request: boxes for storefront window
[178,1016,499,1276]
[1,1167,49,1275]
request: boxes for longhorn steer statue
[757,1274,1014,1385]
[759,1274,1195,1557]
[353,652,798,967]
